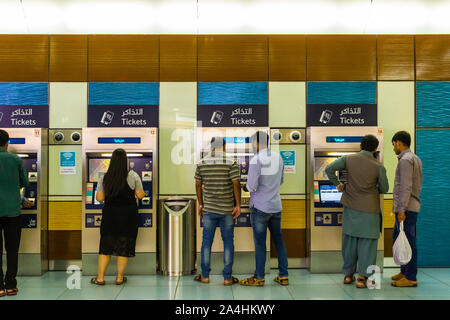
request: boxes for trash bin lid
[163,200,192,216]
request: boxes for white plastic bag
[393,221,412,265]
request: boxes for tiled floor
[2,268,449,300]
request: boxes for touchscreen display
[319,185,342,203]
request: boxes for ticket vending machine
[307,127,385,273]
[2,128,48,275]
[82,128,158,275]
[196,127,271,275]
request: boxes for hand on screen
[23,200,33,209]
[337,183,345,192]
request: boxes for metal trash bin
[157,198,196,276]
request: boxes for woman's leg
[97,254,111,281]
[117,256,129,280]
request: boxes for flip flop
[356,276,367,289]
[224,276,239,286]
[239,276,265,287]
[90,277,106,286]
[6,288,18,296]
[193,274,210,283]
[0,289,5,298]
[343,275,355,284]
[116,276,128,285]
[274,276,289,286]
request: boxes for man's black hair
[210,136,225,150]
[250,131,269,149]
[0,129,9,147]
[392,131,411,147]
[361,134,379,152]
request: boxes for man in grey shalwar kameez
[325,135,389,288]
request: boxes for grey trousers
[342,233,378,278]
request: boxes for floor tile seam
[418,271,450,287]
[55,288,69,300]
[113,285,126,300]
[173,276,181,300]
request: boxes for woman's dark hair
[361,134,379,152]
[392,131,411,147]
[102,148,128,198]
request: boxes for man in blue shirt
[240,131,288,287]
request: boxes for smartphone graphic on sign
[100,111,114,126]
[210,111,224,125]
[319,110,333,124]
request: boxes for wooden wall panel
[198,35,268,81]
[377,35,414,81]
[160,35,197,82]
[50,35,87,82]
[306,35,377,81]
[88,35,159,82]
[269,35,306,81]
[49,202,82,231]
[48,231,81,260]
[416,35,450,81]
[0,35,49,82]
[383,199,396,228]
[281,200,306,229]
[271,229,306,258]
[384,228,393,257]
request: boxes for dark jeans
[393,211,418,281]
[0,215,22,290]
[201,212,235,280]
[250,207,288,280]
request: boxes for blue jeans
[250,207,288,279]
[201,212,235,280]
[393,211,418,281]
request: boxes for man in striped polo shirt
[194,137,241,286]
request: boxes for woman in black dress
[91,148,145,285]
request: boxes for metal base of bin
[196,252,270,275]
[81,253,157,275]
[158,269,197,277]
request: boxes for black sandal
[90,277,106,286]
[116,276,127,285]
[6,288,18,296]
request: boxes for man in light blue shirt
[240,131,289,287]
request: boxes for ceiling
[1,0,449,34]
